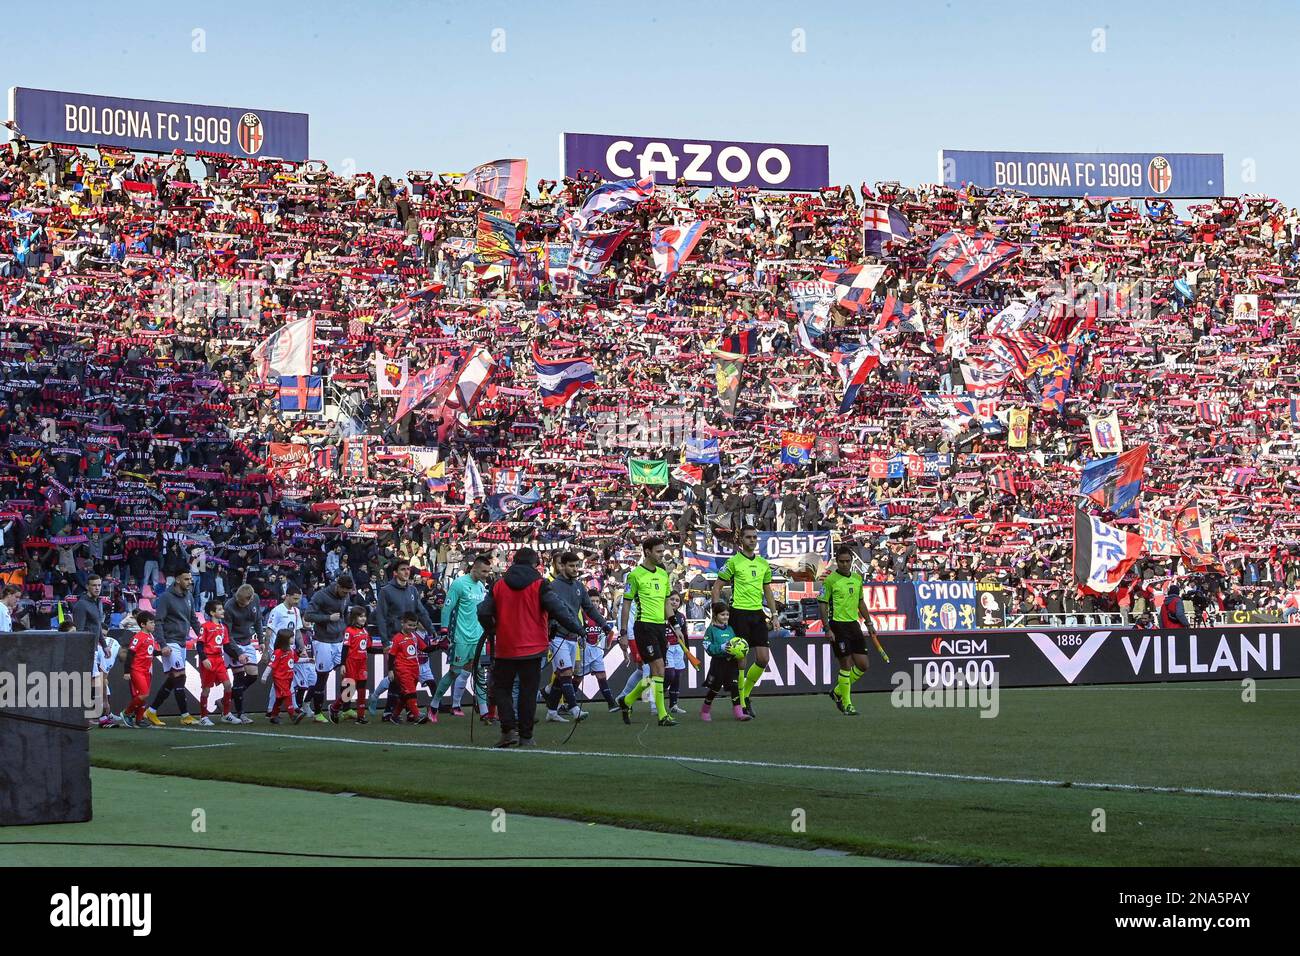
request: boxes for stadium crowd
[3,127,1300,663]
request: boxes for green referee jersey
[624,564,670,624]
[821,570,864,623]
[718,552,772,610]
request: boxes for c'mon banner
[9,87,309,160]
[939,149,1225,198]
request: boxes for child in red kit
[121,610,168,727]
[268,629,306,724]
[331,606,371,724]
[385,612,430,725]
[198,598,237,725]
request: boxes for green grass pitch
[37,680,1300,866]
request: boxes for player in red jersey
[267,629,306,724]
[197,599,237,725]
[331,606,372,723]
[384,612,430,724]
[120,610,169,727]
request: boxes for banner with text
[10,87,309,160]
[940,149,1224,198]
[564,132,829,191]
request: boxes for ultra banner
[103,625,1299,707]
[9,87,310,160]
[564,132,829,191]
[940,149,1225,198]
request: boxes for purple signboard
[9,87,309,161]
[563,132,828,191]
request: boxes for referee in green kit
[711,527,778,717]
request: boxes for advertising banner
[106,625,1300,704]
[940,149,1225,198]
[10,87,309,160]
[564,132,829,190]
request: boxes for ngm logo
[930,638,989,657]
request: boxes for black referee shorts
[633,621,667,663]
[728,607,769,648]
[827,620,868,658]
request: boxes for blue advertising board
[940,149,1224,198]
[9,87,309,161]
[913,580,978,632]
[564,132,829,191]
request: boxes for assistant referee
[711,527,778,717]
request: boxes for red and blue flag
[1079,444,1148,517]
[278,375,323,413]
[927,231,1020,288]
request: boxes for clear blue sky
[5,0,1294,200]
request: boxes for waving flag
[486,488,542,521]
[838,343,881,414]
[278,375,323,413]
[1139,512,1180,556]
[862,202,911,255]
[1079,444,1148,517]
[990,468,1018,496]
[628,458,670,485]
[672,463,704,486]
[393,360,457,421]
[928,231,1020,288]
[463,453,485,503]
[531,340,596,407]
[446,346,495,412]
[876,293,916,334]
[1074,510,1142,594]
[819,263,885,313]
[715,359,744,415]
[573,177,655,232]
[1196,400,1228,425]
[477,211,520,262]
[1173,504,1216,569]
[458,158,528,210]
[796,316,833,362]
[685,437,721,465]
[780,431,815,465]
[1290,396,1298,427]
[960,358,1013,396]
[717,330,759,357]
[650,221,709,276]
[787,279,836,335]
[569,227,632,278]
[252,315,314,382]
[374,354,409,399]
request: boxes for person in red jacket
[1160,584,1190,628]
[385,612,430,725]
[267,629,306,724]
[476,548,586,748]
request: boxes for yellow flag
[1007,408,1030,448]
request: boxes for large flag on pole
[927,231,1020,288]
[458,158,528,210]
[252,315,315,382]
[714,358,744,416]
[1079,444,1148,516]
[1074,510,1143,593]
[819,263,885,313]
[573,177,655,232]
[463,453,485,503]
[393,360,457,421]
[446,346,495,412]
[569,227,632,279]
[476,211,520,261]
[837,343,881,413]
[650,221,709,276]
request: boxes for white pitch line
[170,742,239,751]
[141,727,1300,803]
